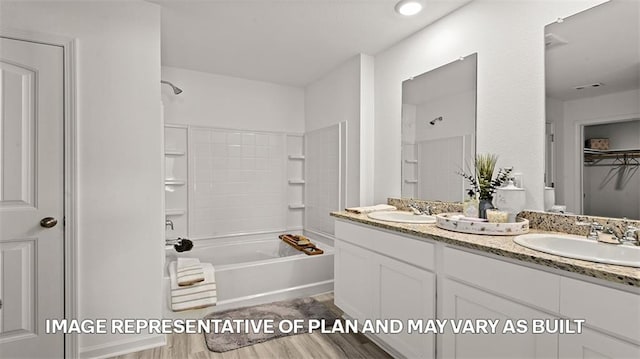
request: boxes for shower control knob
[40,217,58,228]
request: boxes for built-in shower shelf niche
[164,124,188,239]
[404,179,418,184]
[166,209,186,216]
[165,179,186,185]
[405,159,418,164]
[165,150,186,156]
[286,134,305,230]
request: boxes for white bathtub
[163,236,334,319]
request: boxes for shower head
[430,116,443,125]
[161,80,183,95]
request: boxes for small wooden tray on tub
[279,234,324,255]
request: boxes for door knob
[40,217,58,228]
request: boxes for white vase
[544,187,555,211]
[493,180,526,223]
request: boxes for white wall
[162,66,304,133]
[1,1,164,357]
[373,0,606,209]
[556,89,640,213]
[305,54,375,207]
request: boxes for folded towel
[177,257,205,286]
[345,204,397,214]
[170,261,217,312]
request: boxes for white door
[0,37,65,358]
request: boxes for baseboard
[79,333,166,359]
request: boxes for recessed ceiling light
[395,0,423,16]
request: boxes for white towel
[345,204,397,214]
[169,261,217,312]
[177,257,205,286]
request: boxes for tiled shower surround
[190,128,288,238]
[188,124,344,240]
[305,124,343,236]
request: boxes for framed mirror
[544,0,640,219]
[401,53,477,202]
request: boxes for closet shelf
[288,179,306,184]
[288,155,305,160]
[165,150,186,156]
[584,148,640,167]
[288,204,305,209]
[164,179,186,185]
[166,209,186,216]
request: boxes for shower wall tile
[190,127,287,238]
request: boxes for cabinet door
[440,278,558,359]
[334,240,375,321]
[560,327,640,359]
[375,254,435,359]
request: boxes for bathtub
[163,236,334,319]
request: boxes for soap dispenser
[493,179,525,223]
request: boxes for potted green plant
[458,154,512,218]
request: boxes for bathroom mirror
[544,0,640,219]
[401,53,477,202]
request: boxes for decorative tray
[435,213,529,236]
[279,234,324,255]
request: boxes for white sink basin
[514,233,640,268]
[367,211,436,224]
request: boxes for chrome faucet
[576,218,603,241]
[408,201,432,215]
[621,226,639,246]
[165,219,174,231]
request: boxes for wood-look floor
[112,293,392,359]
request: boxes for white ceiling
[403,53,476,105]
[545,0,640,101]
[152,0,471,87]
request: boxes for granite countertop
[331,211,640,288]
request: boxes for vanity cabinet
[558,277,640,358]
[440,278,558,359]
[559,327,640,358]
[333,219,639,359]
[334,239,376,321]
[441,247,559,359]
[334,221,436,358]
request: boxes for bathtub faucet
[165,238,181,246]
[165,219,174,230]
[166,237,194,252]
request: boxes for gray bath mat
[203,297,338,352]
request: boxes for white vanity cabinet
[333,218,640,359]
[334,220,436,358]
[440,247,559,359]
[440,278,558,359]
[558,277,640,358]
[441,247,640,359]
